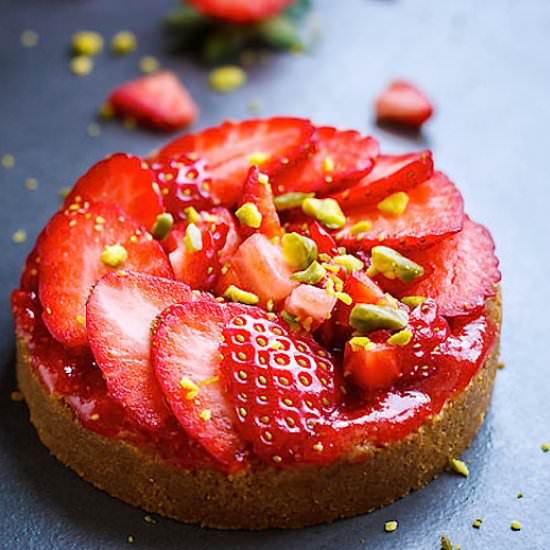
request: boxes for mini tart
[17,296,500,529]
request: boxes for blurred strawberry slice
[188,0,294,23]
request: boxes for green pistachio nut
[100,244,128,267]
[401,295,427,308]
[348,336,374,352]
[290,261,326,284]
[235,202,262,228]
[282,232,318,270]
[387,329,413,346]
[274,191,315,211]
[367,245,424,283]
[302,197,346,229]
[349,303,409,333]
[223,285,260,305]
[151,212,174,240]
[184,206,201,223]
[377,191,409,216]
[333,254,364,273]
[184,223,203,252]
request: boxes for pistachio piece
[282,232,318,270]
[184,223,203,252]
[367,245,424,283]
[472,518,483,529]
[184,206,201,224]
[100,244,128,267]
[248,151,271,166]
[290,261,326,284]
[72,31,104,56]
[377,191,409,215]
[401,295,427,308]
[333,254,364,273]
[348,336,374,352]
[151,212,174,240]
[111,31,137,55]
[349,220,372,235]
[350,303,409,333]
[208,65,247,93]
[387,329,413,346]
[235,202,262,228]
[302,197,346,229]
[448,457,469,477]
[223,285,260,305]
[274,192,315,211]
[510,520,522,531]
[384,520,398,533]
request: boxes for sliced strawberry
[332,150,434,206]
[86,271,194,430]
[308,221,338,255]
[375,80,434,129]
[151,154,215,219]
[65,153,163,230]
[159,117,316,207]
[238,166,282,239]
[38,202,173,348]
[392,217,501,317]
[274,127,379,195]
[337,171,464,252]
[284,284,337,329]
[224,233,296,305]
[168,219,228,291]
[152,300,247,471]
[188,0,294,22]
[109,71,198,132]
[210,207,241,264]
[220,308,344,466]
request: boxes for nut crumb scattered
[497,361,505,369]
[440,535,453,550]
[517,492,524,499]
[70,55,93,76]
[511,520,522,531]
[127,534,135,544]
[139,56,160,74]
[384,520,398,533]
[12,229,27,244]
[541,442,549,453]
[472,518,482,529]
[2,154,15,168]
[248,99,263,114]
[21,30,39,48]
[209,65,247,93]
[448,457,469,477]
[25,177,38,190]
[112,31,137,55]
[144,514,156,524]
[87,123,101,137]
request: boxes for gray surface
[1,0,549,548]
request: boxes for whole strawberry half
[109,71,198,132]
[375,80,434,129]
[274,127,379,195]
[38,202,173,348]
[220,308,344,467]
[152,300,249,472]
[159,117,316,207]
[151,154,215,218]
[87,271,195,430]
[337,171,464,251]
[65,153,163,230]
[187,0,294,23]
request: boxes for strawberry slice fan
[12,116,501,529]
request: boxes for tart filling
[12,117,500,474]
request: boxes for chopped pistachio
[368,245,424,283]
[274,192,315,211]
[541,442,549,452]
[349,220,372,235]
[139,55,160,74]
[127,535,135,544]
[282,232,318,270]
[87,122,101,137]
[401,295,427,308]
[224,285,259,305]
[335,291,352,305]
[199,409,212,422]
[72,31,104,56]
[333,254,364,273]
[12,229,27,244]
[184,223,203,252]
[472,518,483,529]
[302,197,346,229]
[184,206,201,224]
[377,191,409,215]
[25,177,38,190]
[208,65,247,93]
[440,536,453,550]
[111,31,137,54]
[517,492,524,499]
[99,102,115,120]
[510,520,522,531]
[20,30,39,48]
[348,336,374,352]
[449,457,469,477]
[235,202,262,228]
[281,310,300,328]
[350,303,409,333]
[152,213,174,240]
[387,329,413,346]
[291,261,326,284]
[70,55,93,76]
[100,244,128,267]
[249,151,270,166]
[2,154,15,168]
[384,520,398,533]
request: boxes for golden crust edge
[15,295,501,529]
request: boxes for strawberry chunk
[220,308,344,467]
[152,300,247,471]
[375,80,434,129]
[337,171,464,252]
[151,154,214,218]
[274,127,379,195]
[393,217,501,317]
[159,117,316,207]
[87,271,194,430]
[308,221,338,255]
[237,166,282,239]
[65,153,163,230]
[332,150,434,207]
[284,284,337,329]
[225,233,296,305]
[188,0,294,22]
[38,202,173,348]
[109,71,198,132]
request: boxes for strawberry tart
[12,117,501,529]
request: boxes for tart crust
[16,297,501,529]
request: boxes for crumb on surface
[208,65,247,94]
[384,520,398,533]
[87,123,101,137]
[511,520,522,531]
[127,534,135,544]
[541,442,549,453]
[111,31,137,55]
[25,177,38,190]
[12,229,27,244]
[2,154,15,168]
[448,457,469,477]
[21,30,38,47]
[70,55,93,76]
[139,56,160,74]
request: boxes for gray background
[0,0,549,548]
